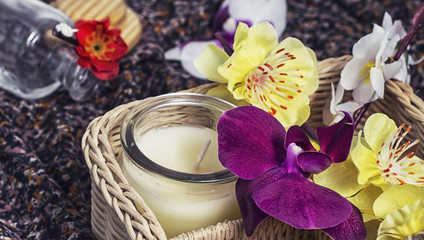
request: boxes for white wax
[136,125,225,173]
[121,125,241,237]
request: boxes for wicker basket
[82,55,424,240]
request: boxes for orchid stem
[215,32,234,56]
[391,3,424,62]
[353,102,371,129]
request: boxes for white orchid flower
[164,0,287,79]
[339,12,409,105]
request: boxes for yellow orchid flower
[351,113,424,189]
[375,185,424,239]
[194,21,319,128]
[314,113,424,238]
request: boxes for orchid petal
[382,12,394,32]
[351,26,385,58]
[181,41,222,80]
[377,200,424,240]
[273,39,319,96]
[330,82,344,115]
[283,142,306,176]
[164,45,181,60]
[387,59,409,83]
[314,154,364,198]
[228,0,287,36]
[236,178,270,237]
[335,101,361,116]
[219,22,278,90]
[382,60,403,80]
[401,156,424,180]
[321,204,367,240]
[248,93,311,129]
[340,58,370,90]
[390,20,407,39]
[347,184,383,222]
[233,22,249,51]
[363,113,397,153]
[232,37,318,128]
[213,2,230,32]
[217,106,286,179]
[219,49,254,92]
[328,82,360,125]
[366,220,383,240]
[373,185,424,219]
[352,79,376,105]
[369,67,385,98]
[351,131,382,185]
[302,48,320,95]
[374,32,389,67]
[252,173,352,229]
[236,21,278,58]
[193,43,229,83]
[285,126,315,151]
[298,151,332,174]
[317,112,354,163]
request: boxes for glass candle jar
[120,93,241,238]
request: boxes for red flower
[74,18,128,80]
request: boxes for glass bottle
[0,0,97,101]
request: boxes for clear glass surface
[0,0,96,101]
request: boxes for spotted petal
[218,22,279,92]
[233,37,318,128]
[252,173,352,229]
[217,106,286,180]
[399,156,424,186]
[249,88,311,129]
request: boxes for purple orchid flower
[217,106,366,239]
[165,0,287,79]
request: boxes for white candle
[120,93,241,238]
[135,126,223,174]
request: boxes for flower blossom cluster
[330,13,412,122]
[164,7,424,239]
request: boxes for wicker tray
[82,55,424,240]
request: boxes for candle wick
[195,139,211,171]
